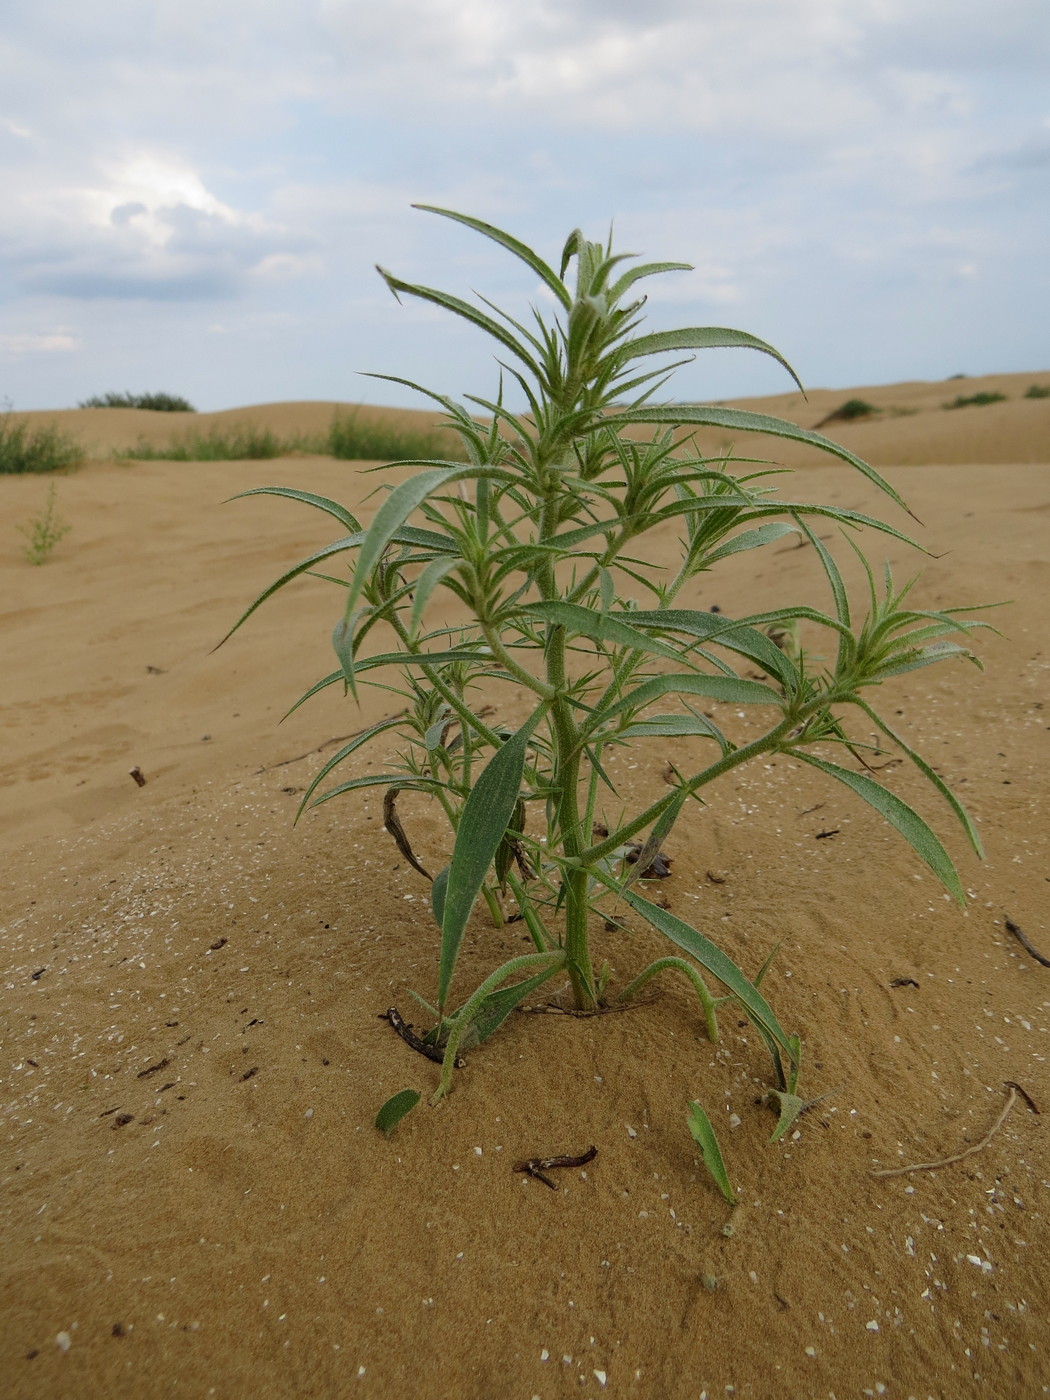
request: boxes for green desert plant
[79,391,196,412]
[18,482,71,563]
[222,207,987,1130]
[327,411,466,463]
[1023,384,1050,400]
[0,414,82,475]
[944,391,1007,409]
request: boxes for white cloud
[0,330,78,354]
[0,0,1046,408]
[1,149,310,300]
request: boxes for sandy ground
[2,381,1049,1400]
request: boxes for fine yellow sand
[2,378,1048,1399]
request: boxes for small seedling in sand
[18,482,71,564]
[224,208,988,1147]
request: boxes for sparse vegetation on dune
[116,426,290,462]
[0,414,82,474]
[115,413,469,463]
[812,398,878,430]
[1024,383,1050,399]
[944,390,1007,409]
[78,391,196,412]
[326,410,466,463]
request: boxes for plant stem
[615,956,720,1042]
[481,884,504,927]
[431,949,566,1102]
[505,870,555,951]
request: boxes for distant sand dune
[9,367,1050,465]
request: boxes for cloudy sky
[2,0,1048,412]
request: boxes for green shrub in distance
[813,398,878,430]
[943,391,1007,409]
[79,391,196,412]
[1023,384,1050,400]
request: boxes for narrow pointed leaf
[607,261,692,302]
[431,864,450,929]
[700,522,798,566]
[352,647,498,673]
[745,502,919,549]
[294,715,407,821]
[343,465,514,616]
[229,486,361,532]
[332,609,363,696]
[217,525,458,650]
[792,752,966,903]
[686,1101,737,1206]
[603,404,909,513]
[411,557,461,634]
[626,610,797,688]
[621,890,795,1062]
[413,205,571,310]
[871,641,979,680]
[597,673,774,728]
[453,964,564,1045]
[618,714,726,740]
[283,668,344,719]
[621,788,687,895]
[625,328,804,393]
[794,514,852,670]
[375,1089,421,1134]
[215,534,368,647]
[521,601,685,664]
[307,772,446,810]
[378,267,543,377]
[853,700,984,857]
[439,707,546,1008]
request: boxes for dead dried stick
[871,1083,1037,1179]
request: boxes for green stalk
[431,949,566,1102]
[481,883,504,927]
[582,716,796,866]
[615,956,720,1042]
[505,869,555,951]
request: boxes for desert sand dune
[2,376,1048,1399]
[10,365,1050,465]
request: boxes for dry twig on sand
[1004,914,1050,968]
[871,1082,1039,1179]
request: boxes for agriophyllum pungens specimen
[223,207,986,1122]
